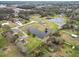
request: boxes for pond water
[27,26,55,39]
[48,18,65,26]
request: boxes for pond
[27,26,56,39]
[47,18,65,27]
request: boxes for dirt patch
[60,32,79,45]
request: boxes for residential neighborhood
[0,1,79,57]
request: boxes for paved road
[62,31,79,38]
[11,21,37,37]
[11,21,37,29]
[19,28,28,37]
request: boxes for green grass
[4,48,22,57]
[71,49,79,57]
[0,51,6,57]
[29,15,68,31]
[0,34,8,48]
[71,45,79,57]
[75,20,79,25]
[64,41,79,57]
[44,19,59,30]
[0,46,22,57]
[24,36,44,53]
[30,23,46,32]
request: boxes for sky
[0,0,79,1]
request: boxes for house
[9,18,23,26]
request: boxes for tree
[46,33,65,52]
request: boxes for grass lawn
[43,19,59,30]
[28,15,68,31]
[31,22,48,32]
[71,49,79,57]
[42,17,63,30]
[60,44,73,56]
[24,36,44,53]
[0,44,22,57]
[59,30,79,56]
[0,51,6,57]
[0,34,9,48]
[4,45,22,57]
[64,44,79,57]
[60,30,79,45]
[0,34,22,57]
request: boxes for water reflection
[27,26,55,39]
